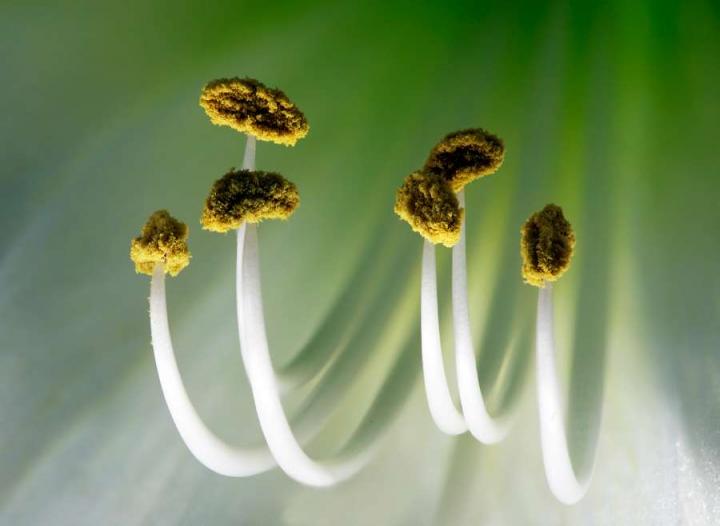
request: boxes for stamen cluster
[130,76,307,278]
[394,128,505,246]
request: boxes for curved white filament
[235,134,255,338]
[149,265,275,476]
[420,240,467,435]
[242,134,256,171]
[536,283,592,504]
[452,190,509,443]
[238,223,372,486]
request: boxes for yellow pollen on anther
[424,128,505,192]
[394,171,463,247]
[201,169,300,233]
[520,204,575,287]
[199,77,309,146]
[130,210,191,277]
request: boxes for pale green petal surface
[1,0,719,524]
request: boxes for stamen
[394,128,509,440]
[522,203,594,504]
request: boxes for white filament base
[420,240,467,435]
[451,190,510,444]
[149,265,275,476]
[237,223,371,486]
[536,284,592,504]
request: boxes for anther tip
[201,169,300,233]
[520,204,575,287]
[394,171,463,247]
[130,210,191,277]
[199,77,309,146]
[424,128,505,192]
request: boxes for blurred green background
[1,0,719,524]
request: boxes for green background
[1,0,719,523]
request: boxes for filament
[420,239,467,435]
[233,133,372,485]
[535,283,592,504]
[452,190,509,443]
[234,134,254,351]
[242,133,256,171]
[149,264,275,476]
[237,222,371,486]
